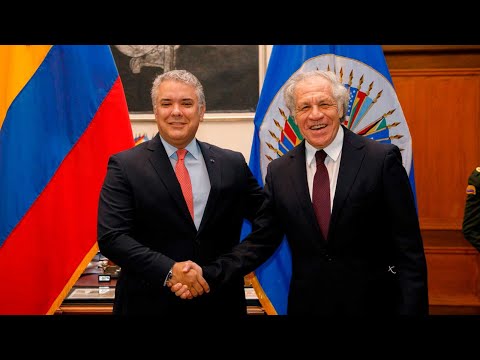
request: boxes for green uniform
[462,167,480,252]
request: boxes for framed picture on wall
[111,45,269,122]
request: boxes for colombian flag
[0,45,134,314]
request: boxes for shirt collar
[305,125,344,167]
[159,135,200,160]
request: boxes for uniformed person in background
[462,167,480,252]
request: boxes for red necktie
[175,149,194,219]
[312,150,330,240]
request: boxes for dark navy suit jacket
[98,133,264,315]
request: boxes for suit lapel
[197,141,220,235]
[287,142,324,239]
[330,127,365,233]
[147,134,196,228]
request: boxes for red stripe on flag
[0,78,134,314]
[351,91,366,125]
[282,121,297,145]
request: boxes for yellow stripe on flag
[0,45,52,129]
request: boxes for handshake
[166,260,210,299]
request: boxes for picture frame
[111,45,270,123]
[65,286,115,303]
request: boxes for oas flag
[0,45,134,314]
[244,45,416,315]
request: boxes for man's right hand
[167,260,209,299]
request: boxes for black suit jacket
[97,134,264,315]
[204,127,429,316]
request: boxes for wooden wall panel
[391,70,480,229]
[383,45,480,69]
[381,45,480,231]
[423,230,480,314]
